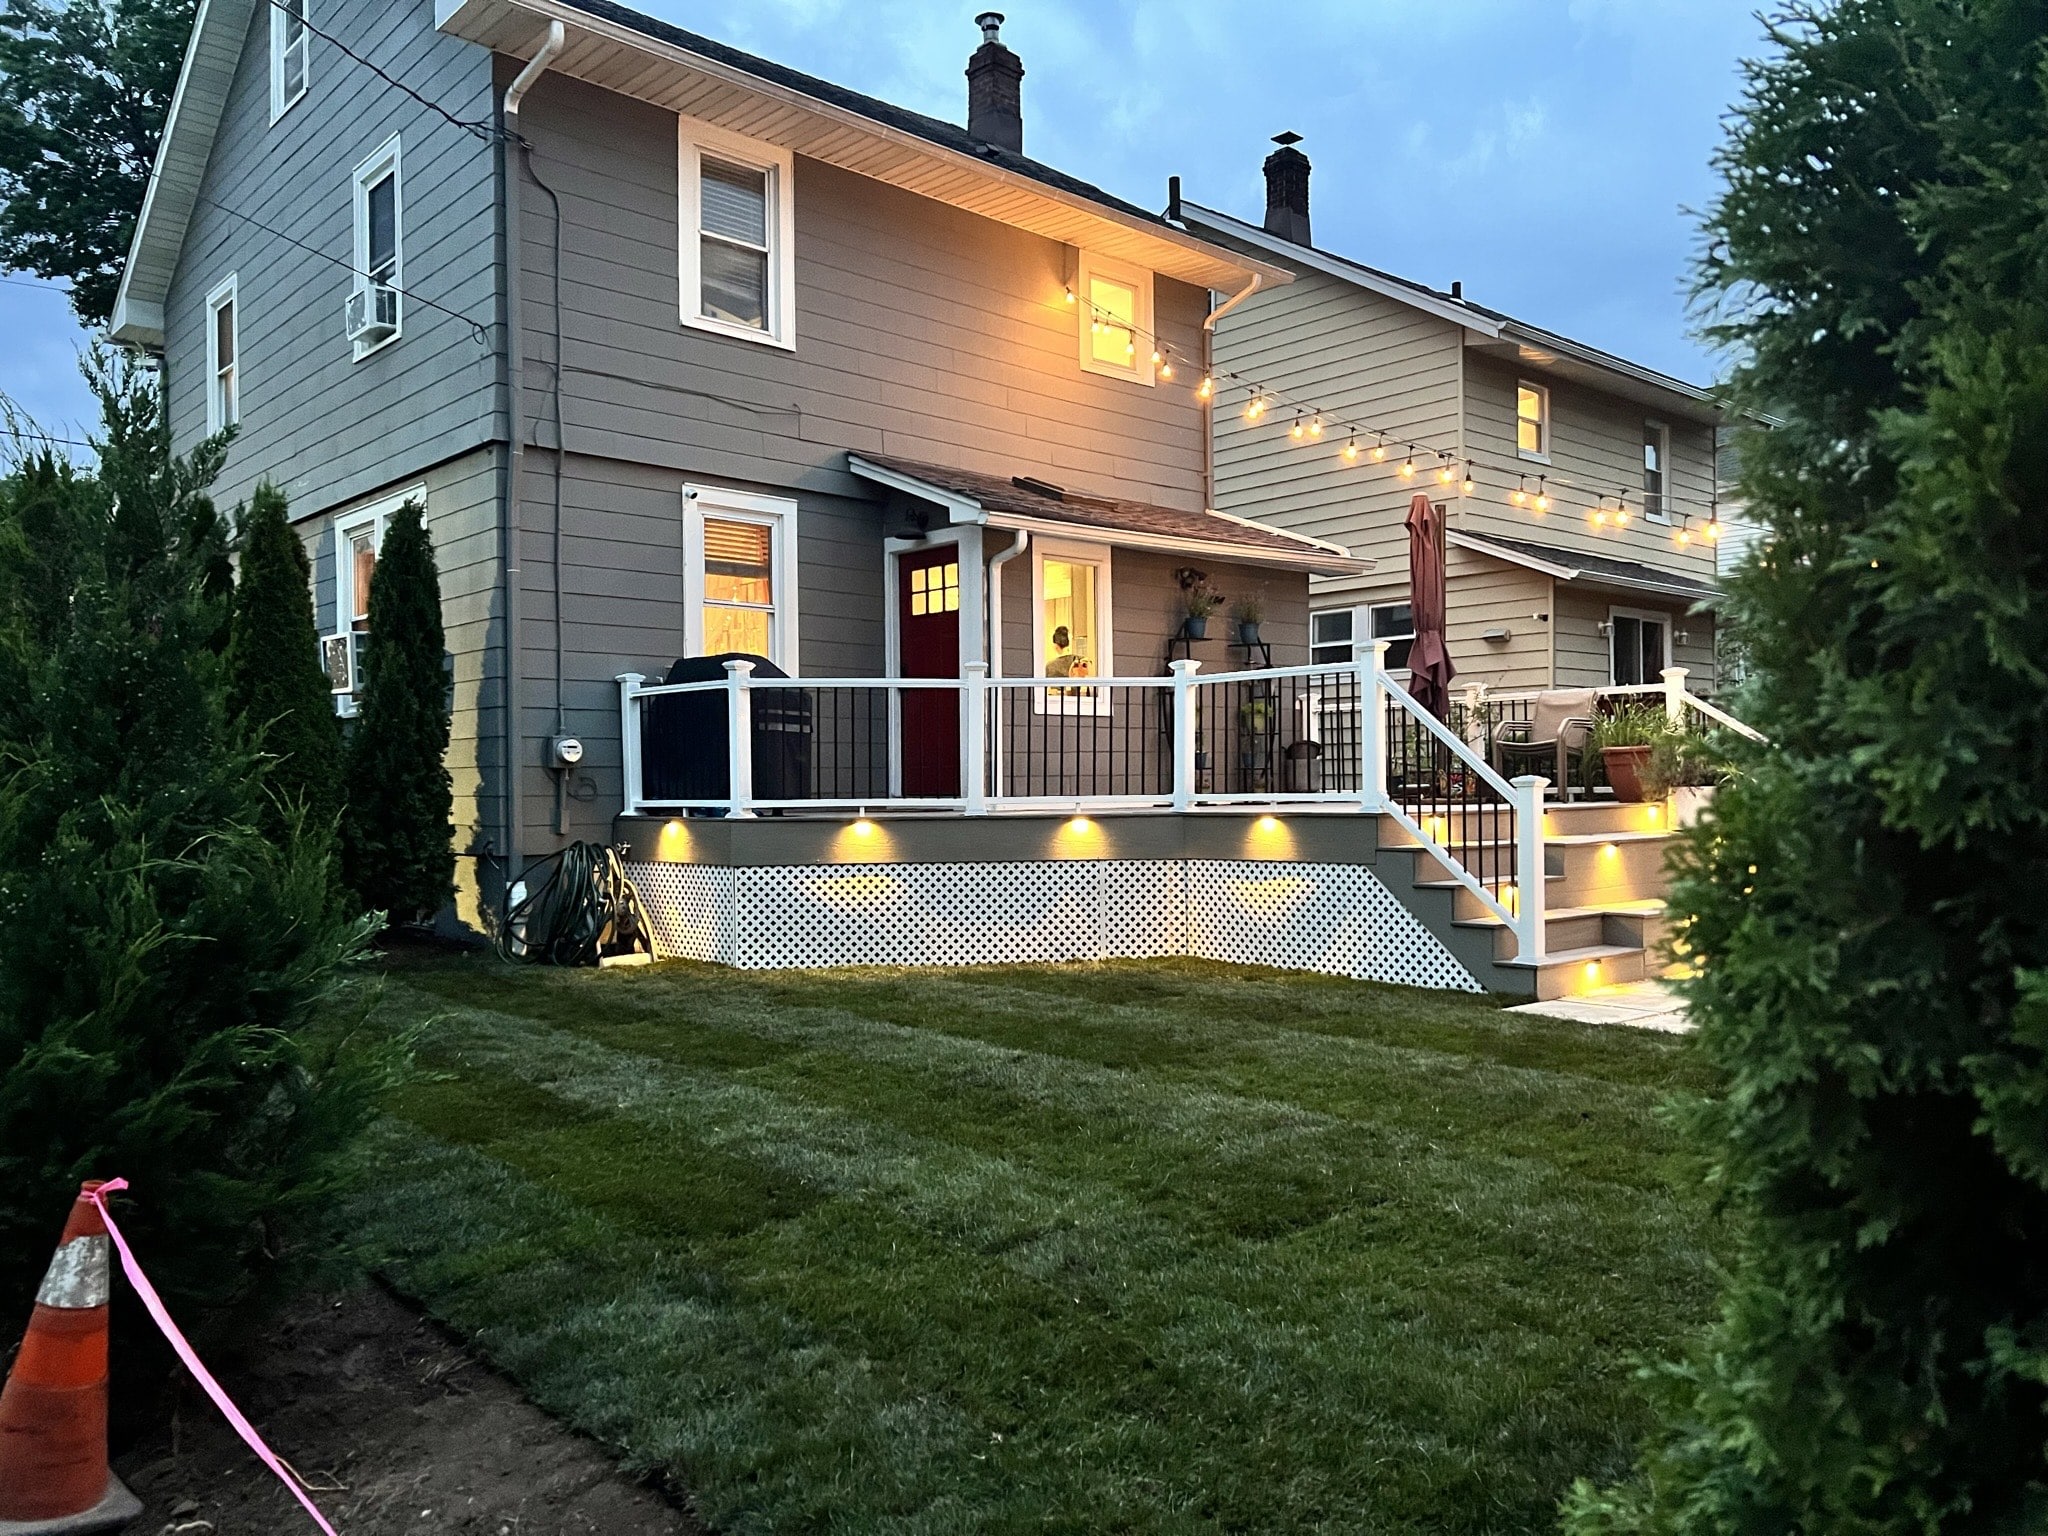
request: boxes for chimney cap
[1271,130,1303,148]
[976,11,1005,42]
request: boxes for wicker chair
[1493,689,1597,796]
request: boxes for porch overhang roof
[1449,530,1721,605]
[848,454,1373,578]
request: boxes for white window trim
[269,0,310,122]
[204,273,238,434]
[1077,250,1156,387]
[351,134,402,361]
[1607,604,1670,687]
[683,483,799,666]
[1642,418,1672,522]
[327,483,422,716]
[1031,536,1115,714]
[678,115,796,351]
[1515,379,1551,464]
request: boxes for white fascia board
[110,0,257,347]
[846,455,987,523]
[981,512,1372,578]
[1176,201,1500,338]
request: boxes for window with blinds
[699,159,769,330]
[701,516,776,658]
[681,121,792,346]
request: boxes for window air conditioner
[344,283,400,344]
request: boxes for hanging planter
[1177,570,1222,643]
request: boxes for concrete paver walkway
[1506,980,1692,1033]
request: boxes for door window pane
[908,560,959,617]
[1041,559,1097,678]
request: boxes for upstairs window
[1516,382,1549,460]
[205,275,238,433]
[270,0,309,120]
[351,136,402,358]
[679,118,795,348]
[1642,419,1670,521]
[1077,251,1155,385]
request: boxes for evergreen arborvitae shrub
[227,483,342,852]
[342,499,453,926]
[1567,3,2048,1530]
[0,355,394,1355]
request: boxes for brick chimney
[966,12,1024,154]
[1263,132,1311,245]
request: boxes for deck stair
[1379,800,1686,1000]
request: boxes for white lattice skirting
[626,859,1483,992]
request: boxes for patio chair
[1493,689,1596,797]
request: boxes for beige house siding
[1457,355,1720,579]
[1441,550,1552,693]
[1210,270,1464,591]
[1553,584,1716,692]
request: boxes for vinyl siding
[1460,354,1720,580]
[162,0,499,518]
[1211,270,1465,589]
[302,446,504,924]
[510,70,1211,510]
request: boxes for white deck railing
[615,655,1765,967]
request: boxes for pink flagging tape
[86,1179,342,1536]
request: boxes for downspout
[498,21,564,889]
[1201,274,1261,511]
[985,527,1029,678]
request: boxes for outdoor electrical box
[550,735,584,768]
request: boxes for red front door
[898,548,961,798]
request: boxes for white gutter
[503,18,564,112]
[985,529,1030,679]
[1204,272,1262,332]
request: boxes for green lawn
[346,954,1716,1535]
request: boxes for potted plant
[1180,579,1222,640]
[1230,592,1266,647]
[1587,703,1668,802]
[1642,730,1725,826]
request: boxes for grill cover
[641,654,813,807]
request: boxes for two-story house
[105,0,1728,1000]
[1172,137,1728,702]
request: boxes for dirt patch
[114,1283,702,1536]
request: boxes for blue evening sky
[0,1,1765,444]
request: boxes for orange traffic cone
[0,1182,142,1533]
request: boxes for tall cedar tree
[228,484,343,853]
[342,499,453,925]
[1566,3,2048,1531]
[0,0,197,323]
[0,354,392,1360]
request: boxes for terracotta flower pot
[1602,744,1654,803]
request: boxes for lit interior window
[1089,274,1137,368]
[702,516,774,656]
[908,560,960,617]
[1517,385,1547,456]
[1041,559,1097,679]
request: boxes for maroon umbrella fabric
[1403,492,1456,718]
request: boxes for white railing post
[1661,666,1688,729]
[961,664,988,814]
[1170,659,1202,811]
[1511,774,1549,964]
[616,672,646,816]
[1354,640,1389,812]
[723,659,756,818]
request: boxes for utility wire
[266,0,510,145]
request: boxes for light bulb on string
[1371,434,1388,462]
[1591,499,1610,528]
[1308,415,1324,439]
[1150,348,1164,366]
[1290,411,1306,441]
[1125,338,1136,359]
[1436,456,1456,485]
[1400,448,1417,479]
[1064,284,1076,305]
[1614,494,1630,527]
[1343,434,1360,462]
[1244,391,1267,423]
[1159,356,1174,380]
[1534,476,1550,513]
[1460,462,1476,496]
[1511,475,1528,507]
[1197,374,1214,400]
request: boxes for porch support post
[723,659,756,818]
[1170,659,1202,811]
[1661,665,1689,728]
[1355,640,1388,812]
[1512,774,1549,964]
[616,672,646,817]
[962,663,989,814]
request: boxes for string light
[1343,433,1360,462]
[1150,348,1164,366]
[1460,462,1476,496]
[1291,411,1307,441]
[1063,284,1076,305]
[1197,374,1214,400]
[1613,493,1631,527]
[1159,357,1174,380]
[1511,475,1528,507]
[1534,476,1550,513]
[1308,415,1324,438]
[1371,434,1388,462]
[1400,449,1417,479]
[1245,391,1267,423]
[1436,455,1456,485]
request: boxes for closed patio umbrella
[1403,492,1456,718]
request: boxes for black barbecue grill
[641,653,814,809]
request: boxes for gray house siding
[162,0,500,518]
[304,446,504,925]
